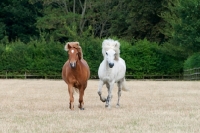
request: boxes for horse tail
[122,78,129,91]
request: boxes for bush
[120,39,183,78]
[184,52,200,69]
[78,37,103,77]
[0,41,29,71]
[0,37,184,79]
[26,39,66,75]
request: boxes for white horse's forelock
[102,39,120,58]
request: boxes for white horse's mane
[102,39,120,60]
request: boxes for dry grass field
[0,79,200,133]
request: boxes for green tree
[172,0,200,58]
[0,0,42,42]
[159,0,180,40]
[28,0,177,43]
[0,22,6,40]
[35,0,90,42]
[108,0,172,43]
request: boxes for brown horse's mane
[65,42,83,59]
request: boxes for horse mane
[102,39,120,60]
[64,42,83,59]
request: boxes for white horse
[97,39,129,108]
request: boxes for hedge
[0,38,183,78]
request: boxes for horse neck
[71,60,83,72]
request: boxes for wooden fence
[0,70,183,80]
[126,74,183,80]
[0,70,61,79]
[184,67,200,80]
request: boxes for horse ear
[64,42,72,51]
[115,41,120,49]
[115,53,119,60]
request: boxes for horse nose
[109,63,114,68]
[70,62,76,68]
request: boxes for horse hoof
[116,104,120,108]
[98,91,101,95]
[69,106,74,110]
[102,98,107,102]
[105,104,111,108]
[80,108,84,110]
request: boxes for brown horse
[62,42,90,110]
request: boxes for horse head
[65,42,83,68]
[102,39,120,68]
[105,49,116,68]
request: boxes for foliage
[0,38,66,76]
[22,0,174,43]
[0,37,183,78]
[1,0,199,78]
[0,0,42,42]
[78,37,103,77]
[120,39,183,78]
[159,0,180,40]
[169,0,200,58]
[112,0,169,43]
[184,52,200,69]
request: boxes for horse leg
[105,82,114,108]
[78,87,85,110]
[68,85,74,110]
[116,81,122,108]
[105,83,110,107]
[97,80,106,102]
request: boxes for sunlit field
[0,79,200,133]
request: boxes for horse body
[62,42,90,110]
[98,58,126,82]
[98,39,128,108]
[62,59,89,88]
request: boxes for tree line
[0,0,200,78]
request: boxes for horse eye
[106,52,108,55]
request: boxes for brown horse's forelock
[65,42,83,59]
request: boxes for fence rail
[184,67,200,80]
[126,74,183,80]
[0,70,61,79]
[0,70,183,80]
